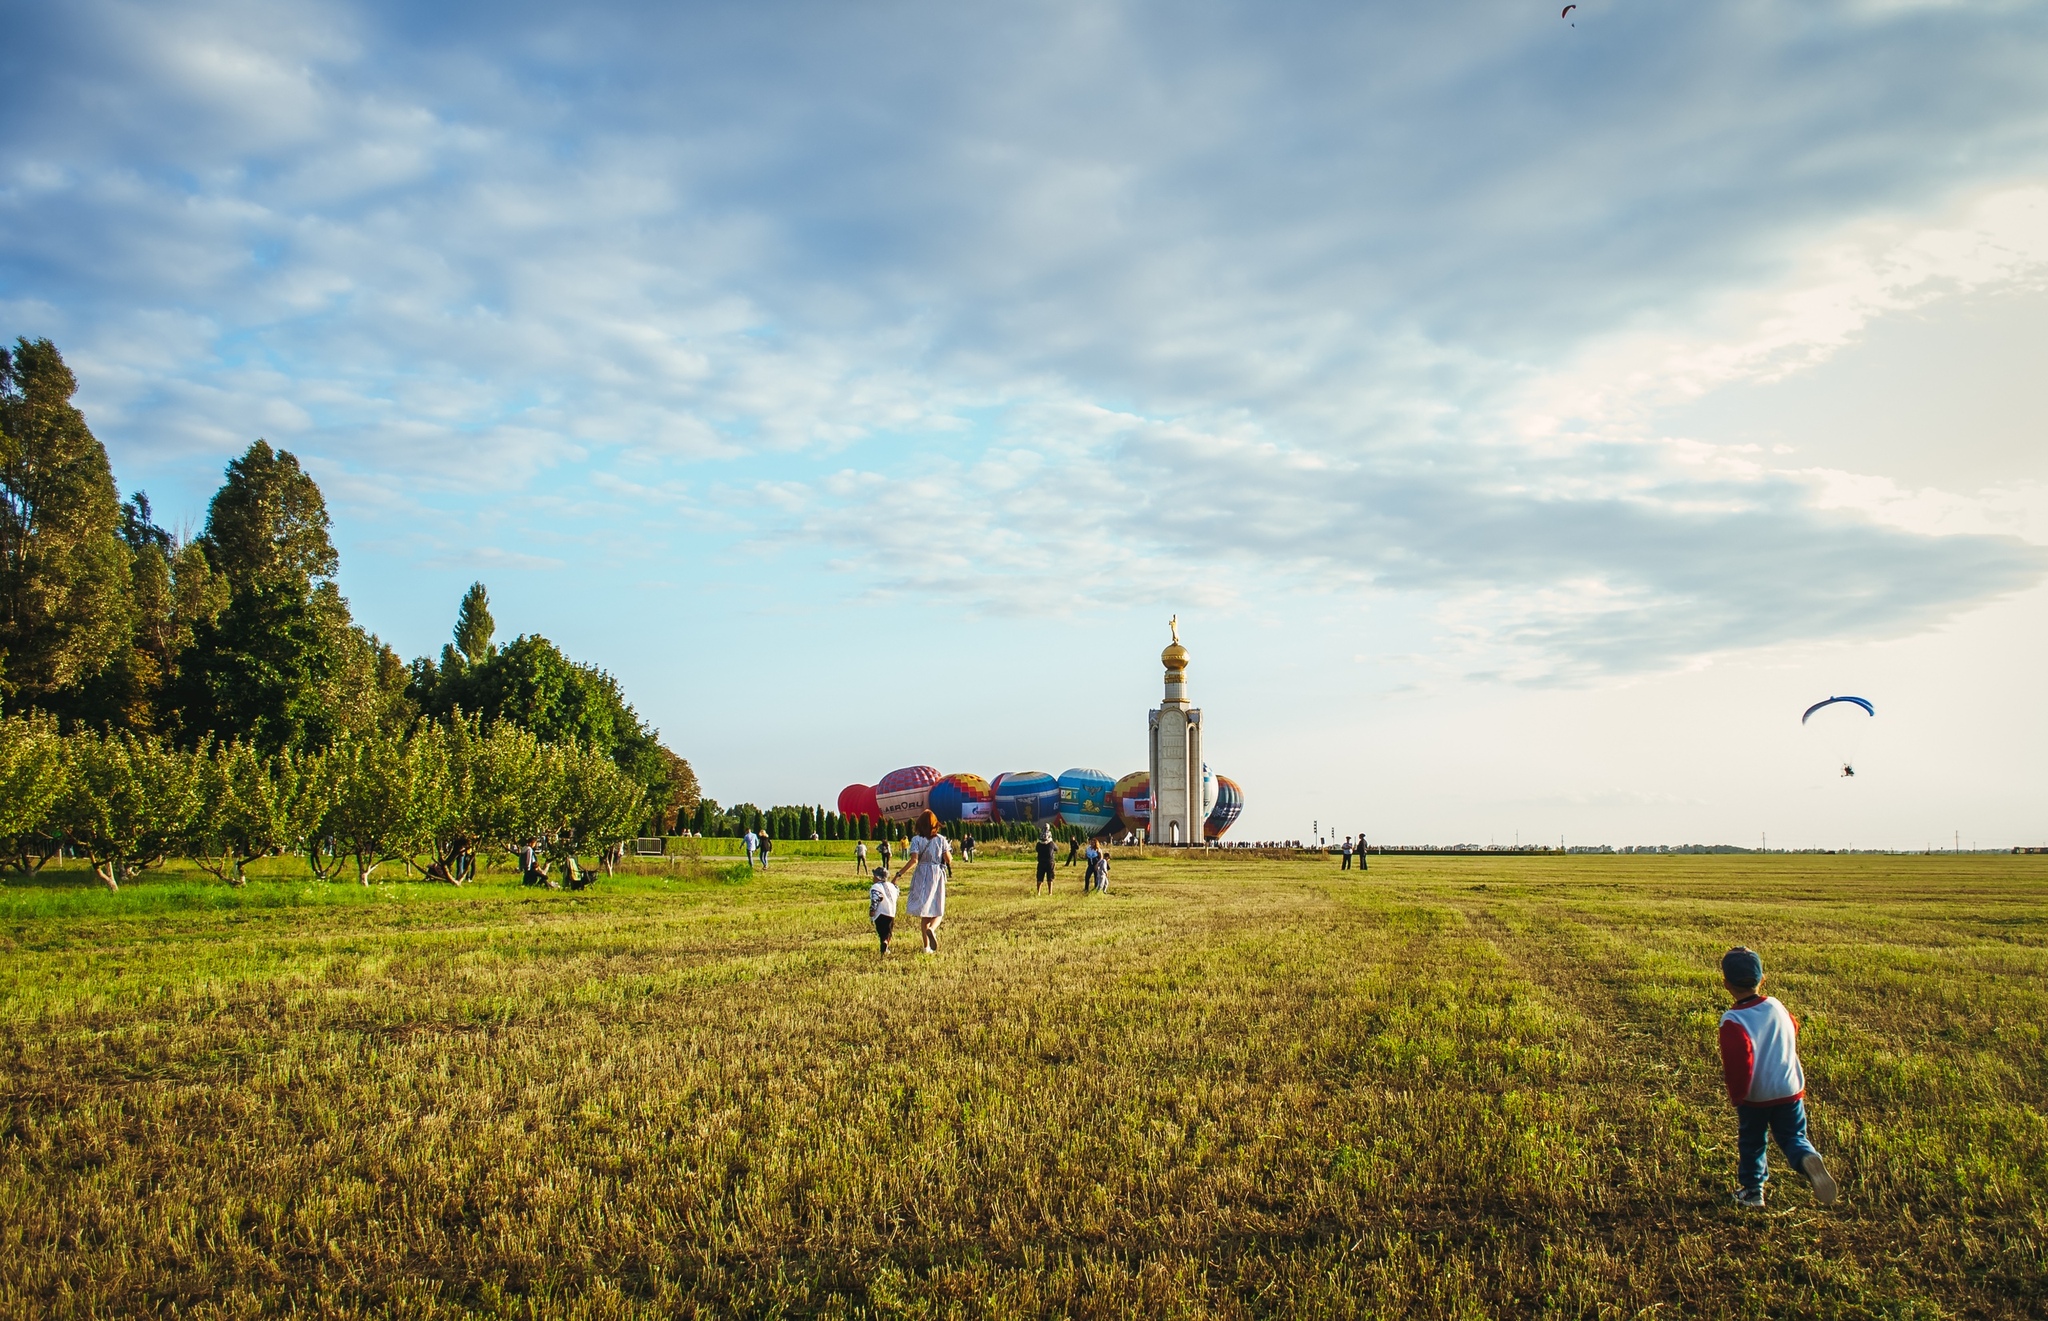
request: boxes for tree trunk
[96,861,119,891]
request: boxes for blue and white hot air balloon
[1056,767,1117,835]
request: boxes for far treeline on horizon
[0,335,921,885]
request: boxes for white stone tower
[1148,616,1203,846]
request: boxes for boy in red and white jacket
[1718,946,1838,1209]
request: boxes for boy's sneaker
[1802,1153,1838,1205]
[1734,1187,1765,1210]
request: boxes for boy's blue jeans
[1738,1098,1819,1192]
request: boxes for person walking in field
[743,828,758,869]
[1082,839,1102,893]
[879,837,892,871]
[1066,835,1081,868]
[892,810,951,953]
[1035,826,1057,894]
[1341,836,1353,870]
[758,830,773,870]
[1718,946,1838,1209]
[855,840,869,874]
[868,866,899,956]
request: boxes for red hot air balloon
[837,782,881,827]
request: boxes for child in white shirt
[868,866,899,955]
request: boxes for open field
[2,852,2043,1319]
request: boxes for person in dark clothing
[1356,833,1369,871]
[1066,835,1081,867]
[758,831,772,870]
[1035,827,1057,894]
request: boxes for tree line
[0,336,699,849]
[690,800,1098,845]
[0,712,647,890]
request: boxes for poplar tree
[453,582,494,664]
[0,339,132,706]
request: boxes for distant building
[1148,617,1203,846]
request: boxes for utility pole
[1955,830,1960,854]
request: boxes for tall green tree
[198,440,337,595]
[172,581,339,754]
[172,445,411,750]
[453,581,494,664]
[0,339,132,707]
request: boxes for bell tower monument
[1148,616,1203,846]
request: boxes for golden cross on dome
[1168,614,1179,644]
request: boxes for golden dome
[1162,639,1188,671]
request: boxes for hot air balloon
[837,782,881,828]
[929,772,995,824]
[992,771,1061,824]
[1112,771,1151,833]
[1056,767,1117,836]
[875,765,941,824]
[1204,775,1243,840]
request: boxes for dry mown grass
[1,851,2043,1318]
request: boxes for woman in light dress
[892,809,952,954]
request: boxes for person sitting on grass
[1718,946,1838,1210]
[519,838,554,889]
[868,866,898,956]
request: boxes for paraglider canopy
[1801,695,1876,782]
[1801,695,1875,724]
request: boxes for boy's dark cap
[1721,946,1763,986]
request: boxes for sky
[4,0,2046,848]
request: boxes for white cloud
[4,0,2048,682]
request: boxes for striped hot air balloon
[928,772,995,824]
[992,771,1061,824]
[1204,775,1243,840]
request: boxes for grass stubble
[0,850,2042,1318]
